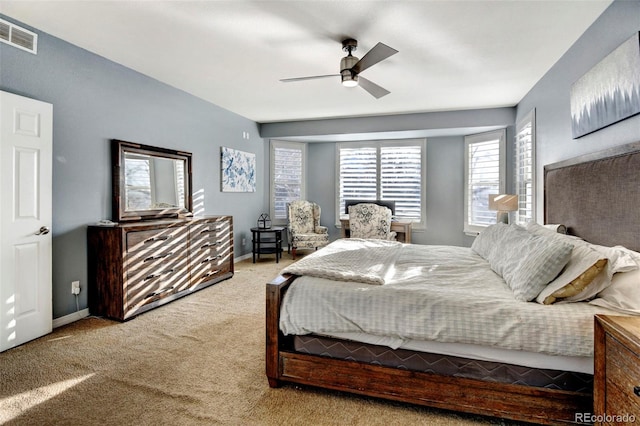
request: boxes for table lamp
[489,194,518,224]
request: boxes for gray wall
[1,16,264,319]
[516,0,640,219]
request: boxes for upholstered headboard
[544,141,640,252]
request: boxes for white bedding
[280,239,619,361]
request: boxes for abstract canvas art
[221,147,256,192]
[570,32,640,139]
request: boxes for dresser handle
[143,252,173,262]
[200,242,218,249]
[145,235,170,243]
[201,255,222,264]
[200,229,217,234]
[144,269,175,280]
[145,286,174,299]
[634,386,640,397]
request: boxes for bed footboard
[266,274,296,388]
[265,274,592,424]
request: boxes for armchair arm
[315,226,328,234]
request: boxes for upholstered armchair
[348,203,397,240]
[287,200,330,259]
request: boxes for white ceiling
[0,1,612,124]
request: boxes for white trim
[52,308,90,328]
[234,252,253,262]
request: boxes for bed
[265,141,640,425]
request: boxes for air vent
[0,18,37,54]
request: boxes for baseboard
[234,252,252,262]
[52,308,90,328]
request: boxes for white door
[0,91,53,352]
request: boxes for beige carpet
[0,255,522,425]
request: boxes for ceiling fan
[280,39,398,99]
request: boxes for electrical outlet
[71,280,80,295]
[242,237,246,245]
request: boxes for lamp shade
[488,194,518,212]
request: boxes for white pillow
[590,249,640,315]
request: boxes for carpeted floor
[0,255,523,425]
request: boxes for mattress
[293,335,593,392]
[280,240,619,361]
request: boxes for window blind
[272,144,304,220]
[464,130,506,233]
[338,141,424,222]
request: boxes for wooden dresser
[594,314,640,425]
[88,216,233,321]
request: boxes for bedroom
[1,0,640,424]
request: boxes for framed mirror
[112,139,193,222]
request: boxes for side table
[251,226,284,263]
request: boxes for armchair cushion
[348,203,396,240]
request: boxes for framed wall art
[220,147,256,192]
[570,32,640,139]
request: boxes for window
[515,109,536,225]
[337,139,425,225]
[464,129,506,234]
[270,140,306,224]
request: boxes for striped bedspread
[279,240,618,357]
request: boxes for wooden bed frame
[266,141,640,425]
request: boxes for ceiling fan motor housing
[340,53,359,87]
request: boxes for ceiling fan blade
[280,74,339,83]
[351,42,398,74]
[358,76,390,99]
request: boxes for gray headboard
[544,141,640,252]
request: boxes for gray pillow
[474,224,573,302]
[471,223,508,260]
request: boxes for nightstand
[250,226,284,263]
[594,315,640,425]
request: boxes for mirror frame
[112,139,193,222]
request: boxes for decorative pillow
[479,224,573,302]
[543,224,567,234]
[537,258,608,304]
[470,223,508,260]
[527,222,639,303]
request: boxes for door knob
[35,226,50,235]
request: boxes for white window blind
[464,130,506,234]
[515,109,536,225]
[270,140,306,223]
[380,146,422,220]
[337,139,425,224]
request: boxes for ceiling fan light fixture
[341,70,358,87]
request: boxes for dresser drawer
[126,227,187,252]
[605,334,640,413]
[126,254,189,308]
[191,260,232,286]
